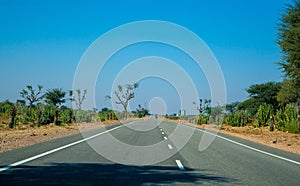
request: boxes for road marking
[195,127,300,166]
[162,132,165,135]
[160,128,163,131]
[164,136,168,140]
[168,144,173,150]
[0,125,123,173]
[175,160,185,171]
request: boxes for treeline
[0,86,103,128]
[220,81,299,133]
[187,81,299,133]
[0,85,150,129]
[221,1,300,134]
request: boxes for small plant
[256,104,273,127]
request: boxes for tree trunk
[297,101,300,132]
[9,104,16,129]
[124,108,127,120]
[54,107,60,125]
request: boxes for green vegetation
[221,81,298,133]
[106,83,139,120]
[206,1,300,134]
[165,114,179,120]
[193,99,211,124]
[0,83,148,129]
[1,1,299,135]
[0,86,119,129]
[132,104,149,118]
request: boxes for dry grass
[167,118,300,155]
[0,121,121,153]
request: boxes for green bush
[256,104,273,127]
[166,115,179,120]
[59,107,73,124]
[98,109,118,122]
[273,104,298,133]
[196,114,208,124]
[39,104,55,125]
[275,108,285,131]
[284,104,298,133]
[225,110,250,127]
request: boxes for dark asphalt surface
[0,119,299,185]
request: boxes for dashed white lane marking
[160,129,163,131]
[175,160,185,171]
[164,136,168,140]
[168,144,173,150]
[0,125,123,173]
[162,132,165,135]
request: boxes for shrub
[275,104,298,133]
[256,104,273,127]
[225,110,250,127]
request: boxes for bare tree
[20,85,44,108]
[70,89,87,110]
[106,83,138,120]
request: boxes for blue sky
[0,0,292,114]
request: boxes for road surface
[0,118,300,185]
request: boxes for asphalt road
[0,118,300,185]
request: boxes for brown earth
[0,121,121,153]
[1,118,300,155]
[171,119,300,155]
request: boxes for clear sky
[0,0,293,114]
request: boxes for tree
[225,102,240,113]
[45,88,66,106]
[193,98,211,124]
[20,85,44,108]
[277,79,298,106]
[240,82,281,114]
[238,98,260,116]
[106,83,139,120]
[133,104,149,118]
[70,89,87,110]
[277,0,300,131]
[44,88,66,125]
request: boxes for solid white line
[198,128,300,166]
[0,125,123,173]
[175,160,185,171]
[168,144,173,150]
[162,132,165,135]
[164,136,168,140]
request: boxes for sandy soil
[0,121,120,153]
[170,119,300,155]
[1,118,299,155]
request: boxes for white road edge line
[168,144,173,150]
[0,125,123,173]
[197,127,300,166]
[175,160,185,171]
[164,136,168,140]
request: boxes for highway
[0,118,300,185]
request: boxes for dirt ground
[174,119,300,155]
[1,118,300,155]
[0,121,121,153]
